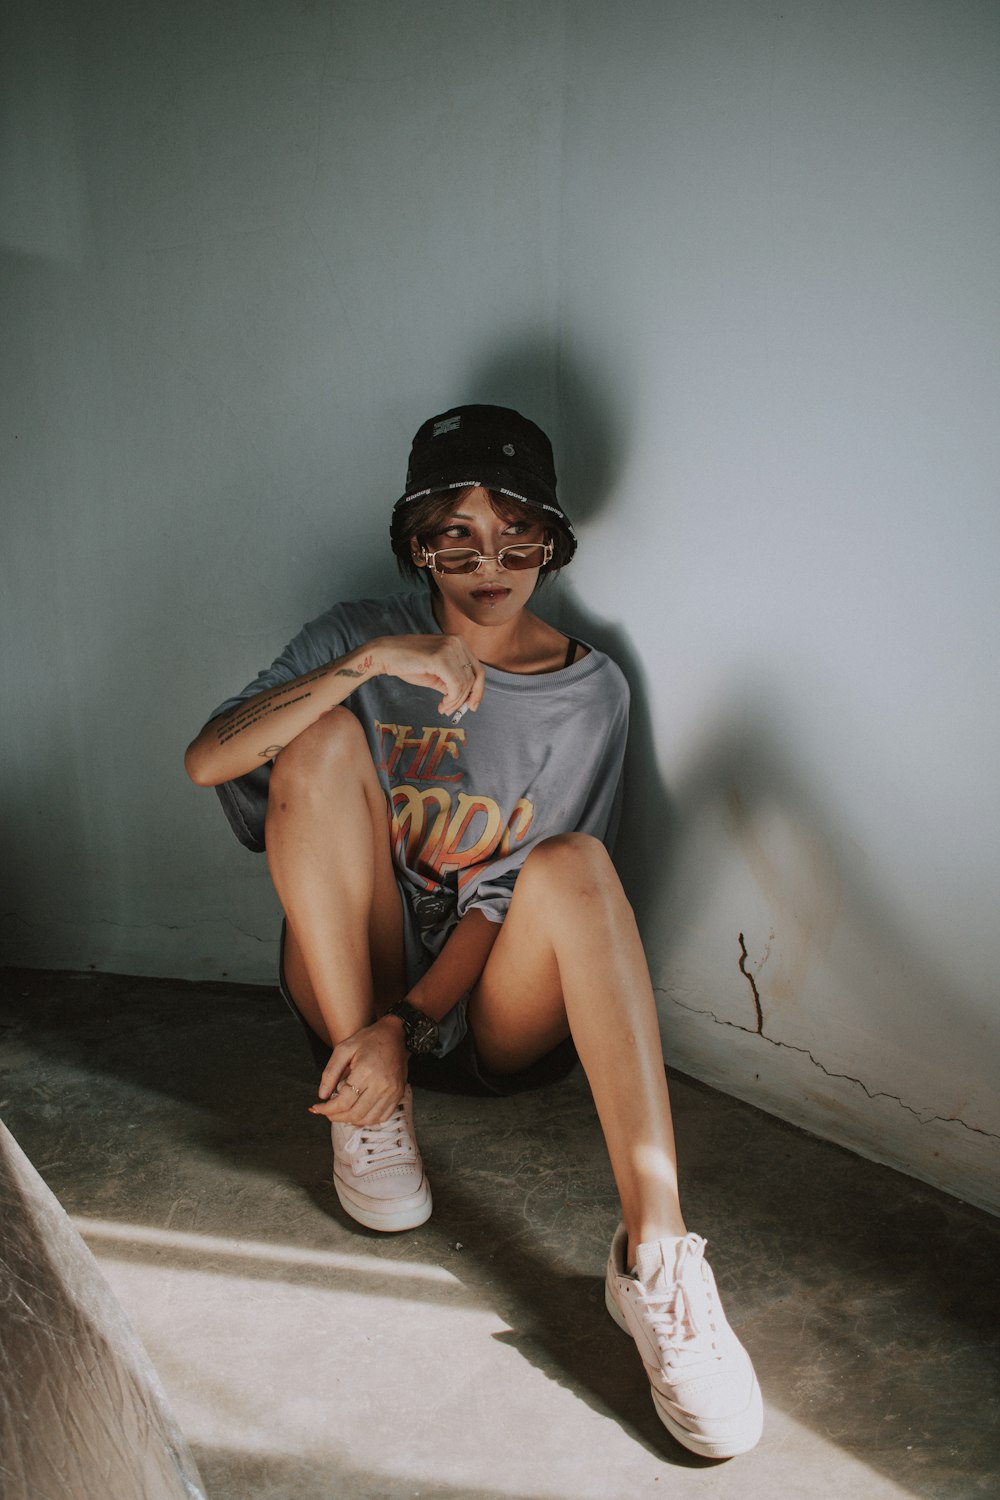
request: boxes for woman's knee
[520,832,622,900]
[268,707,371,798]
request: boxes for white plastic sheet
[0,1121,206,1500]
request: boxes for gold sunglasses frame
[418,539,554,575]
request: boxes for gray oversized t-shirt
[211,589,629,946]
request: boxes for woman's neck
[430,594,564,674]
[430,593,526,665]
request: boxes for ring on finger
[343,1081,363,1097]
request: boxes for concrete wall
[3,1,998,1212]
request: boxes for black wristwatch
[387,1000,440,1055]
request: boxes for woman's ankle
[625,1215,688,1269]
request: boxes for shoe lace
[640,1238,719,1369]
[345,1100,415,1167]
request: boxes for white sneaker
[331,1085,432,1232]
[605,1223,763,1458]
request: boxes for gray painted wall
[3,1,998,1212]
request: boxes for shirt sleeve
[206,604,367,852]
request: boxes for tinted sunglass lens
[439,550,479,574]
[501,546,545,571]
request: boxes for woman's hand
[185,631,484,789]
[373,634,485,719]
[309,1014,408,1127]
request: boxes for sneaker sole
[334,1172,433,1233]
[605,1281,764,1459]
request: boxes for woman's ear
[411,542,427,569]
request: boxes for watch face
[408,1011,439,1054]
[393,1002,439,1054]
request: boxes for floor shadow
[3,966,999,1496]
[298,1150,690,1467]
[193,1441,625,1500]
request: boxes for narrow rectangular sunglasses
[419,540,554,575]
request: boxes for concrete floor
[1,966,998,1500]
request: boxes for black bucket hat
[394,404,574,533]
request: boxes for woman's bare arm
[312,908,502,1115]
[403,907,501,1022]
[184,642,380,787]
[184,632,485,787]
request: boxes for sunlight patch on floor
[72,1217,917,1500]
[73,1216,461,1284]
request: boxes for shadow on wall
[657,695,995,1130]
[461,337,679,940]
[464,335,995,1155]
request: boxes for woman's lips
[470,586,511,603]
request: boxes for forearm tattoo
[214,669,331,746]
[214,654,375,749]
[335,654,375,680]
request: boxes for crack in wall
[737,931,764,1033]
[657,934,999,1142]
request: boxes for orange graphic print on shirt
[375,721,534,889]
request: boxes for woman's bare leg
[265,707,405,1047]
[473,835,763,1458]
[468,833,686,1264]
[266,709,431,1230]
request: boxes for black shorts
[277,929,577,1098]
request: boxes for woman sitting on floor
[184,404,763,1459]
